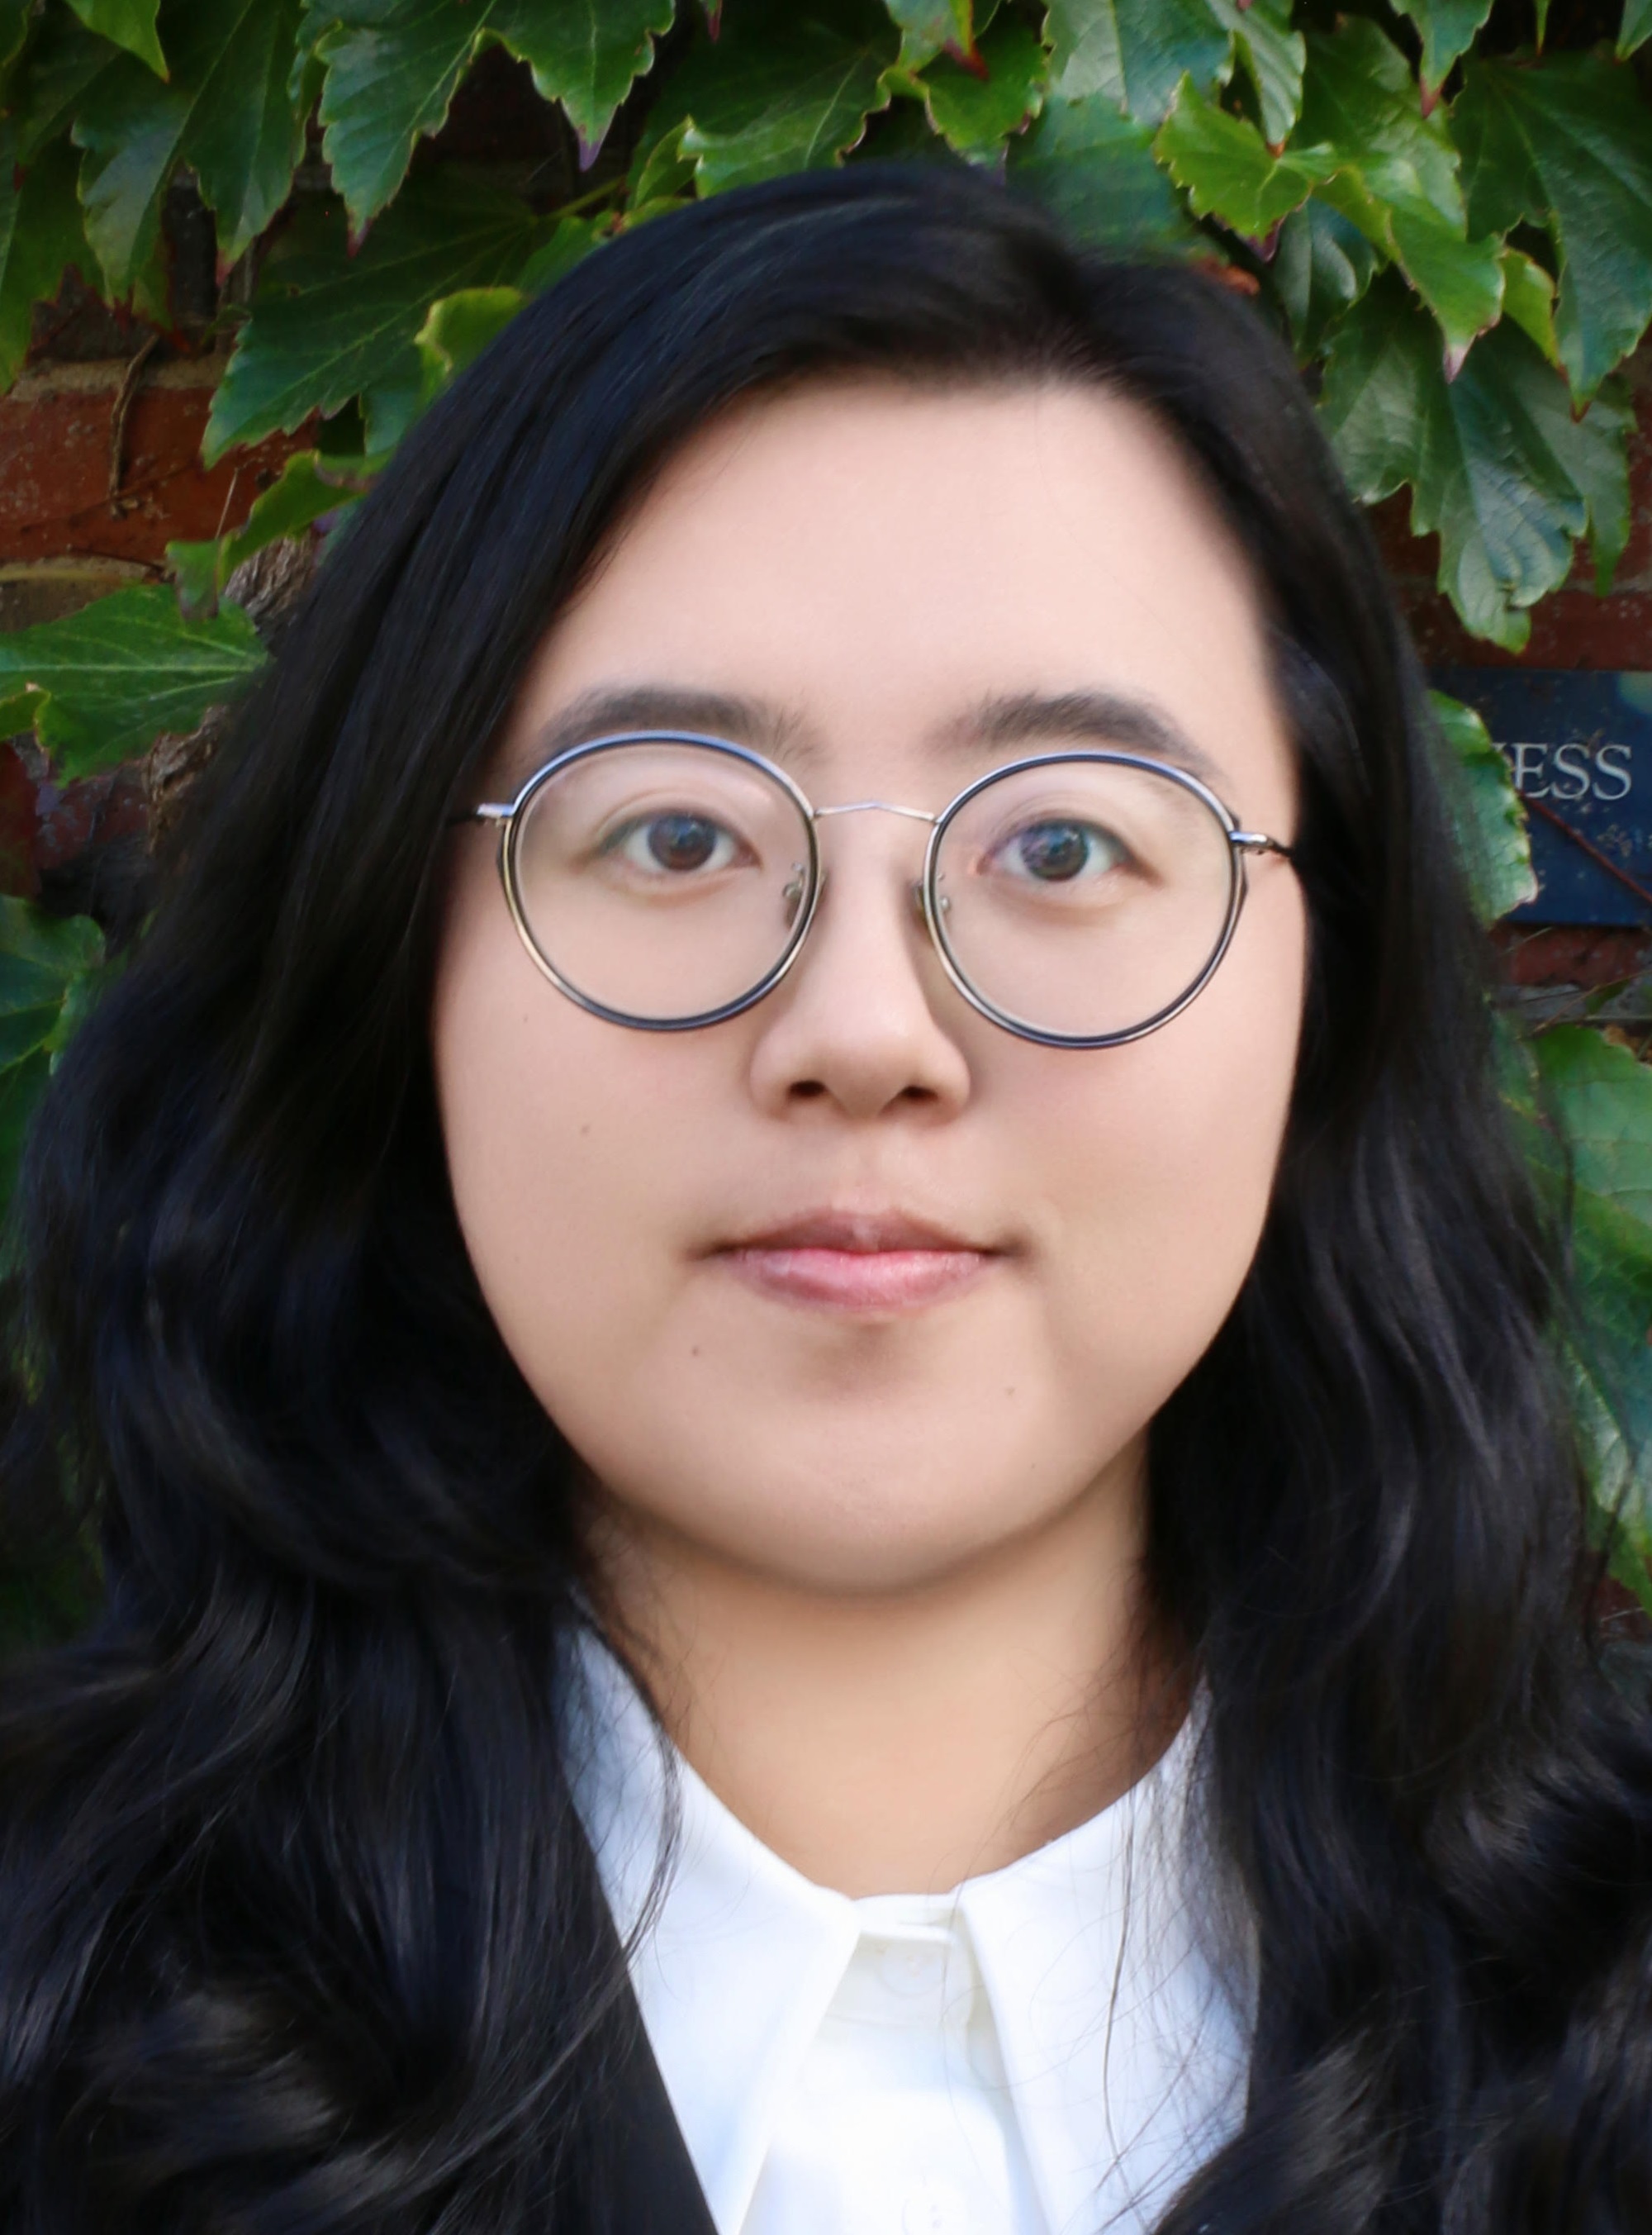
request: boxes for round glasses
[462,732,1293,1049]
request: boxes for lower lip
[724,1246,992,1312]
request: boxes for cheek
[430,868,701,1401]
[1023,884,1305,1393]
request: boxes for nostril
[790,1080,827,1100]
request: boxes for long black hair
[1,163,1648,2233]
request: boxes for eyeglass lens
[933,758,1236,1039]
[507,739,1237,1041]
[510,741,813,1022]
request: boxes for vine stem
[107,335,162,509]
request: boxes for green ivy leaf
[883,0,973,69]
[1389,0,1493,97]
[1562,372,1634,594]
[64,0,167,77]
[0,131,92,392]
[204,178,548,463]
[1298,19,1502,367]
[1155,74,1331,239]
[415,283,525,406]
[918,12,1044,155]
[500,0,676,161]
[1455,55,1652,403]
[1565,1177,1652,1598]
[517,212,599,289]
[1429,688,1536,922]
[1036,0,1297,140]
[629,118,697,211]
[164,541,222,621]
[0,901,105,1072]
[11,15,125,165]
[668,7,898,194]
[316,0,675,231]
[1299,18,1464,224]
[1498,243,1559,364]
[1270,197,1381,361]
[168,449,372,617]
[0,0,29,76]
[240,449,370,549]
[0,586,268,777]
[72,0,307,287]
[1383,205,1504,369]
[1009,90,1196,252]
[311,0,484,234]
[1206,0,1303,148]
[1528,1022,1652,1593]
[1539,1026,1652,1228]
[0,899,105,1206]
[0,901,104,982]
[1621,0,1652,59]
[1044,0,1228,125]
[1321,275,1627,651]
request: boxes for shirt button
[901,2175,972,2233]
[878,1939,947,1996]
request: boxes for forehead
[503,378,1289,813]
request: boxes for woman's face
[433,381,1306,1592]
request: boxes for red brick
[1402,587,1652,668]
[1493,923,1652,988]
[0,362,311,569]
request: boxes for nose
[745,820,972,1122]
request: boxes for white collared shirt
[564,1638,1252,2235]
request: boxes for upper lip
[718,1209,995,1255]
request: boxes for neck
[588,1448,1185,1898]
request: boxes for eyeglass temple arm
[1231,832,1294,860]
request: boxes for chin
[605,1440,1107,1597]
[695,1518,1029,1598]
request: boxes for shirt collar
[563,1633,1251,2235]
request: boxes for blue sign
[1433,669,1652,925]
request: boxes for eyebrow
[506,682,1229,797]
[510,684,814,785]
[946,692,1231,792]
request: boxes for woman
[0,163,1647,2234]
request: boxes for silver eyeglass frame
[460,729,1294,1050]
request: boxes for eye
[605,811,747,875]
[994,818,1128,883]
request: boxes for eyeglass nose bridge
[806,799,947,932]
[812,799,940,825]
[790,801,943,937]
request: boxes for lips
[714,1210,999,1313]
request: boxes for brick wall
[0,331,307,921]
[0,359,304,616]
